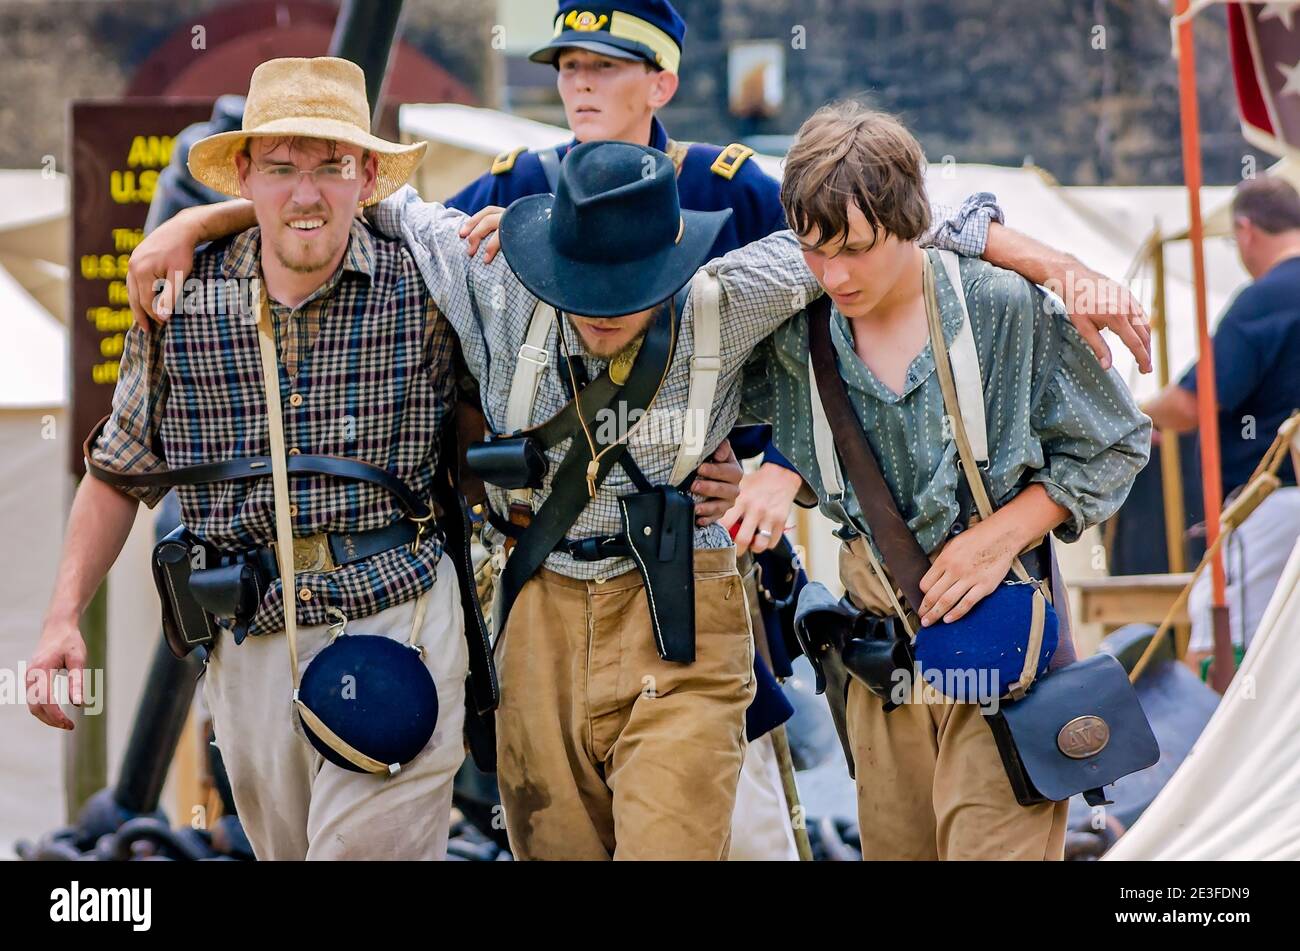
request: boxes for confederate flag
[1228,1,1300,156]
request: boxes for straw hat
[187,57,426,207]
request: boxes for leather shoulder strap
[665,139,691,176]
[83,417,434,519]
[807,296,931,613]
[495,293,682,630]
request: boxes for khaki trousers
[495,547,755,860]
[203,551,468,860]
[839,537,1069,860]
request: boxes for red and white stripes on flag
[1227,2,1300,157]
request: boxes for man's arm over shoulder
[996,272,1152,542]
[369,185,533,355]
[704,193,1005,369]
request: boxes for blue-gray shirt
[741,249,1152,554]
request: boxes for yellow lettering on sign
[81,254,132,280]
[99,333,125,357]
[127,135,174,168]
[86,307,134,332]
[112,228,143,252]
[109,169,159,204]
[92,361,120,384]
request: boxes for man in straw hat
[125,91,1150,860]
[27,57,478,860]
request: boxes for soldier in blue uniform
[448,0,810,857]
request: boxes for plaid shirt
[91,220,458,635]
[371,186,1000,579]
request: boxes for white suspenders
[506,301,556,435]
[668,271,721,486]
[502,272,723,503]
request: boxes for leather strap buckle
[273,534,339,573]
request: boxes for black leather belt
[228,519,422,580]
[556,534,632,561]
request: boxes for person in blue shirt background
[447,0,810,858]
[1144,175,1300,677]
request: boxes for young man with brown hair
[742,101,1152,859]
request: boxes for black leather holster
[618,485,696,664]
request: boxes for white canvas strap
[254,289,303,691]
[809,351,845,501]
[506,300,556,433]
[924,257,1045,696]
[254,288,401,776]
[936,250,989,465]
[668,272,722,486]
[504,300,557,506]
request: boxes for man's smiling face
[235,136,377,276]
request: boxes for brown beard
[568,305,659,360]
[274,234,343,274]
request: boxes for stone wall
[660,0,1261,185]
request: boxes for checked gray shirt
[370,185,1001,579]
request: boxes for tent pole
[1152,239,1188,583]
[1174,0,1232,691]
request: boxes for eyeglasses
[251,161,354,189]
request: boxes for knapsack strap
[923,253,1045,697]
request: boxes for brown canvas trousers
[838,536,1069,860]
[494,547,755,860]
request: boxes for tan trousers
[203,551,468,860]
[495,547,755,860]
[839,537,1069,860]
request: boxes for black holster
[150,526,270,658]
[619,485,696,664]
[150,526,221,659]
[793,581,917,778]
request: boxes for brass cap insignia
[566,11,609,32]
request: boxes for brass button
[288,447,301,456]
[298,587,313,602]
[289,393,304,407]
[289,503,299,517]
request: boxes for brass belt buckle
[274,533,338,573]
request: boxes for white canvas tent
[1106,530,1300,860]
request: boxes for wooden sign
[68,99,215,475]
